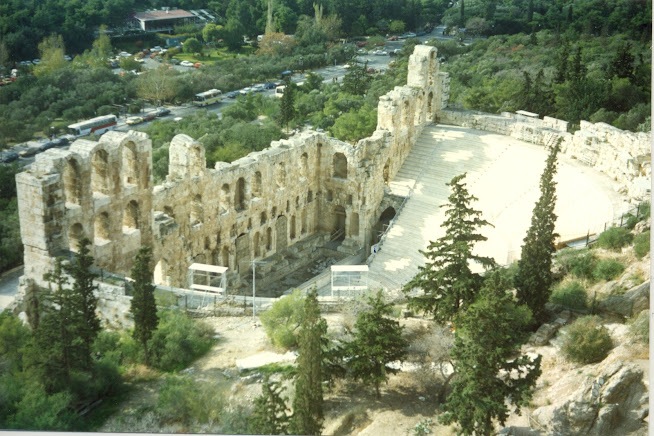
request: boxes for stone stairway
[368,124,512,294]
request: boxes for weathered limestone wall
[16,131,153,288]
[437,108,651,202]
[16,45,448,290]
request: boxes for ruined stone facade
[16,45,445,290]
[15,44,650,294]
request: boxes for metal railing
[367,186,414,264]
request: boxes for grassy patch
[241,362,297,378]
[173,46,255,65]
[562,316,613,364]
[633,231,650,259]
[592,258,625,281]
[596,227,633,251]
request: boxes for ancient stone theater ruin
[14,45,651,302]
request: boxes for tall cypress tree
[251,374,291,435]
[403,173,495,323]
[64,238,100,371]
[440,270,542,435]
[514,141,561,324]
[290,289,325,435]
[129,246,159,366]
[279,77,296,131]
[554,44,569,84]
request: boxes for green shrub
[260,289,305,349]
[562,316,613,364]
[624,213,639,230]
[633,231,650,259]
[92,330,123,366]
[148,310,215,371]
[550,281,588,311]
[556,249,597,280]
[628,310,649,344]
[157,375,226,425]
[596,227,633,251]
[4,383,79,430]
[592,259,625,281]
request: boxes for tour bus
[67,115,118,137]
[193,89,223,107]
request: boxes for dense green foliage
[129,246,159,366]
[157,374,226,425]
[403,173,495,322]
[562,316,613,364]
[440,271,541,435]
[555,248,597,280]
[345,290,407,398]
[438,29,650,130]
[260,289,305,349]
[596,226,634,251]
[251,375,291,435]
[0,163,22,271]
[289,289,326,435]
[592,258,625,281]
[550,281,587,311]
[514,142,560,324]
[633,231,650,259]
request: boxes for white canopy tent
[187,263,228,297]
[331,265,369,298]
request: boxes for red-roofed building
[132,9,199,33]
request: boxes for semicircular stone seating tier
[365,123,626,295]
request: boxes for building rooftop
[134,10,195,21]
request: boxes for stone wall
[16,45,447,290]
[437,108,651,202]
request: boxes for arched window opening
[63,159,81,205]
[261,211,267,225]
[403,100,410,125]
[383,159,390,184]
[153,259,168,285]
[350,212,360,237]
[333,206,346,241]
[300,153,308,178]
[290,216,296,240]
[235,177,247,211]
[94,212,110,241]
[301,210,307,234]
[253,171,262,197]
[69,223,84,252]
[123,200,139,230]
[266,227,272,251]
[277,162,286,188]
[221,246,230,269]
[219,184,230,214]
[254,232,260,257]
[333,153,347,179]
[191,194,203,225]
[122,141,138,186]
[91,149,110,195]
[428,91,433,114]
[307,190,313,203]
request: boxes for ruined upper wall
[16,45,448,288]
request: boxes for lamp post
[241,260,266,321]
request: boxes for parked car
[416,31,426,37]
[388,35,399,41]
[193,62,202,68]
[155,107,171,117]
[225,91,239,98]
[38,141,56,152]
[355,41,367,47]
[142,112,157,122]
[126,116,144,125]
[18,147,39,158]
[0,152,19,163]
[263,82,276,90]
[169,58,181,65]
[180,60,194,67]
[252,84,266,92]
[52,137,69,147]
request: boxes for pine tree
[279,77,296,131]
[251,374,291,435]
[460,0,465,28]
[554,44,569,84]
[289,289,325,435]
[403,173,495,323]
[129,246,159,366]
[346,290,407,399]
[514,141,561,324]
[27,258,76,393]
[64,237,100,371]
[607,42,635,80]
[439,270,542,436]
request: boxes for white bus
[193,89,223,107]
[67,115,118,137]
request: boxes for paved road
[0,266,22,311]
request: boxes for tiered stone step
[367,124,510,294]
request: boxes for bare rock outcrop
[532,360,648,435]
[596,280,649,319]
